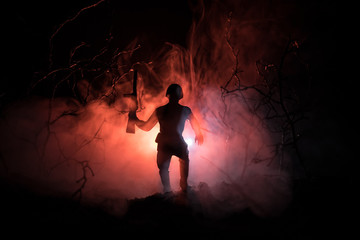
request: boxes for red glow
[0,0,296,218]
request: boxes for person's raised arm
[189,113,204,145]
[130,111,158,132]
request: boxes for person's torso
[156,103,191,138]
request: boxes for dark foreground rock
[0,177,349,238]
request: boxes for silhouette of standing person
[131,84,203,193]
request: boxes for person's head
[166,84,183,101]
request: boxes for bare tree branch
[220,12,309,175]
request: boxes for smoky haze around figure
[0,0,338,219]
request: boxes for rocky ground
[0,176,350,238]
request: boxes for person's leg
[157,150,172,193]
[179,157,189,192]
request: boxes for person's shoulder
[156,104,167,114]
[181,105,192,114]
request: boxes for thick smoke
[0,0,301,218]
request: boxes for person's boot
[179,159,189,193]
[180,180,188,193]
[160,170,171,193]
